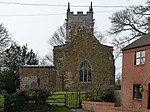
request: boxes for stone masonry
[20,66,56,91]
[20,2,115,92]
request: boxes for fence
[48,91,87,108]
[48,92,66,106]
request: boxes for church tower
[66,2,95,42]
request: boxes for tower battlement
[66,2,94,42]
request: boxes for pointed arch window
[79,60,92,82]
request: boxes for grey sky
[0,0,147,58]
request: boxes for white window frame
[135,50,145,65]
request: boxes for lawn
[48,105,73,112]
[47,91,87,106]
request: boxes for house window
[79,60,91,82]
[135,50,145,65]
[133,84,142,99]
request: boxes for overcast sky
[0,0,147,59]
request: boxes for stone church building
[20,2,115,91]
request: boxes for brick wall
[82,101,149,112]
[121,45,150,109]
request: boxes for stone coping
[21,65,55,68]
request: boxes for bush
[0,95,4,108]
[3,89,49,111]
[86,88,115,102]
[27,89,49,104]
[3,91,28,111]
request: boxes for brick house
[121,18,150,110]
[20,2,115,92]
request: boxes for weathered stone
[19,2,115,92]
[20,66,56,91]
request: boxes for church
[20,2,115,91]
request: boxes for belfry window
[77,27,81,34]
[79,60,92,82]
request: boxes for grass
[48,105,73,112]
[0,95,4,108]
[48,91,87,106]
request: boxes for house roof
[122,33,150,51]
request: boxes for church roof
[122,33,150,51]
[22,65,55,68]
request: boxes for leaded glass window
[79,60,91,82]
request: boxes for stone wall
[54,29,115,91]
[20,66,56,91]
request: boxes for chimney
[148,17,150,32]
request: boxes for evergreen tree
[0,42,39,94]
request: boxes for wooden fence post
[65,91,68,107]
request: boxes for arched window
[79,60,92,82]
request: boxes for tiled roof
[122,33,150,51]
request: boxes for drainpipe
[142,74,150,86]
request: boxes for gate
[66,91,87,108]
[48,91,87,108]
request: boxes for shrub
[3,89,49,111]
[26,89,49,104]
[86,87,115,102]
[3,91,28,111]
[0,95,4,108]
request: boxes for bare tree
[109,0,150,56]
[94,26,106,43]
[40,54,53,66]
[0,24,10,53]
[48,24,66,47]
[0,24,11,70]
